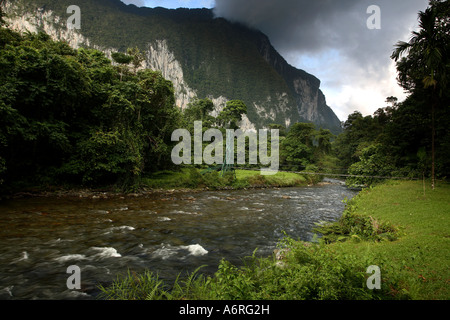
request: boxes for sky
[121,0,214,9]
[121,0,430,121]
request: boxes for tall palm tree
[391,1,448,190]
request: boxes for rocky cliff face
[3,2,90,49]
[257,35,341,131]
[146,40,197,110]
[2,2,259,131]
[2,0,342,133]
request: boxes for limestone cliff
[257,35,342,131]
[2,0,342,133]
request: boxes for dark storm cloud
[214,0,430,119]
[215,0,356,52]
[214,0,429,76]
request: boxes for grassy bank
[0,168,319,200]
[98,180,449,300]
[141,168,319,190]
[322,180,450,300]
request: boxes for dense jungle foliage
[0,21,181,190]
[0,12,335,193]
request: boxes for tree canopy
[0,26,182,190]
[391,0,450,188]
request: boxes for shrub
[201,171,226,190]
[247,174,267,186]
[98,237,411,300]
[314,196,401,243]
[346,144,396,188]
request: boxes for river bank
[0,169,323,201]
[99,180,449,300]
[325,180,450,300]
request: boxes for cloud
[214,0,426,67]
[214,0,429,120]
[121,0,146,7]
[121,0,215,9]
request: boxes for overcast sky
[121,0,214,9]
[121,0,429,121]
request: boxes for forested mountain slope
[3,0,342,133]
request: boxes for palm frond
[391,41,411,61]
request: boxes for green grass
[98,180,449,300]
[141,168,316,190]
[141,169,194,189]
[326,180,450,299]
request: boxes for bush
[98,267,208,300]
[314,195,401,243]
[346,144,396,188]
[247,174,267,186]
[201,171,228,190]
[186,167,205,188]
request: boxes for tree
[127,46,145,74]
[111,51,133,81]
[280,123,316,169]
[287,123,316,147]
[391,0,450,189]
[184,98,215,128]
[217,100,247,129]
[333,109,391,172]
[0,25,182,191]
[267,124,287,137]
[316,129,334,154]
[346,144,395,188]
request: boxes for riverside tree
[391,0,450,189]
[0,26,182,191]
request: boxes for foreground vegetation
[98,181,449,300]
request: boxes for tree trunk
[423,171,426,197]
[431,90,436,190]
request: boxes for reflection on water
[0,181,356,299]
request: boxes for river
[0,180,356,299]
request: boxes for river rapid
[0,180,356,299]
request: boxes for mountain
[2,0,343,134]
